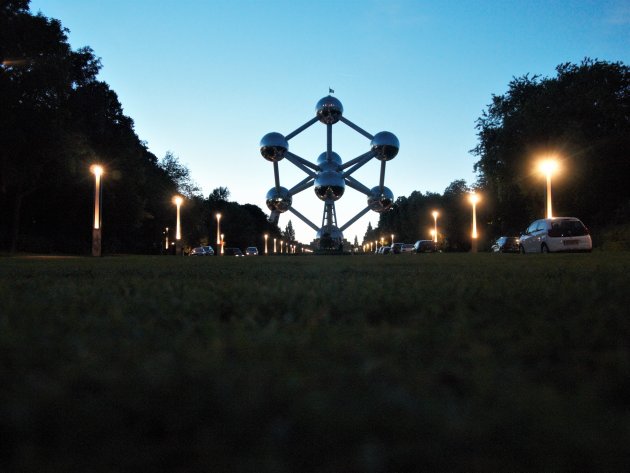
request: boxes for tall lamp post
[90,164,104,257]
[264,234,269,255]
[432,211,439,244]
[469,192,480,253]
[539,159,558,218]
[215,213,222,256]
[173,195,183,255]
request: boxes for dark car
[414,240,436,253]
[189,245,214,256]
[491,236,520,253]
[224,247,243,257]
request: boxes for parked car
[491,236,520,253]
[391,243,404,254]
[414,240,436,253]
[245,247,259,256]
[224,247,244,257]
[401,243,415,253]
[189,245,214,256]
[519,217,592,253]
[390,243,414,254]
[381,246,392,255]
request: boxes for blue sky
[30,0,630,243]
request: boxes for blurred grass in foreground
[1,253,629,472]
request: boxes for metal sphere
[371,131,399,161]
[316,226,344,241]
[367,186,394,213]
[265,186,292,213]
[316,96,343,124]
[260,132,288,162]
[316,151,343,166]
[314,170,345,201]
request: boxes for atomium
[260,94,398,250]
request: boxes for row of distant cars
[189,217,592,257]
[189,246,259,256]
[378,240,437,254]
[492,217,592,253]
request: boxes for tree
[208,187,230,203]
[283,220,295,242]
[0,3,188,253]
[159,152,201,198]
[472,59,630,236]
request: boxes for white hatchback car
[519,217,592,253]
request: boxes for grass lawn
[1,252,629,471]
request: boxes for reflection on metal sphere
[367,186,394,213]
[371,131,399,161]
[314,170,345,201]
[316,151,342,166]
[316,226,344,242]
[316,96,343,124]
[266,186,292,212]
[260,132,288,162]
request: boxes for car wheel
[541,243,549,253]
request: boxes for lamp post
[469,192,480,253]
[280,240,283,254]
[391,233,394,246]
[90,164,104,257]
[539,159,558,218]
[164,227,169,251]
[215,213,222,256]
[221,233,225,255]
[173,195,183,255]
[274,238,277,253]
[432,211,439,244]
[264,234,268,254]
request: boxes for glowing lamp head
[173,195,183,206]
[469,193,480,205]
[539,159,558,176]
[90,164,104,177]
[432,210,439,219]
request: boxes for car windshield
[549,219,588,237]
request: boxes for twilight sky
[30,0,630,243]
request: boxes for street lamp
[215,213,222,256]
[264,234,268,254]
[220,233,225,255]
[280,240,283,253]
[469,192,480,253]
[539,159,558,218]
[391,233,394,246]
[432,210,439,243]
[173,195,183,255]
[90,164,104,257]
[274,238,277,253]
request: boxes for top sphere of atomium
[371,131,399,161]
[316,96,343,124]
[260,132,288,162]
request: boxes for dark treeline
[0,1,279,254]
[369,58,630,250]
